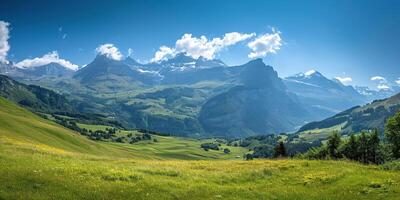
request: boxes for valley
[5,54,397,138]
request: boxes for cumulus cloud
[335,76,353,85]
[377,84,390,90]
[379,84,390,90]
[151,32,255,62]
[247,29,282,58]
[15,51,79,71]
[396,78,400,85]
[0,21,10,63]
[152,46,175,62]
[370,76,390,90]
[96,44,123,60]
[370,76,386,82]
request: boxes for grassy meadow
[1,97,400,199]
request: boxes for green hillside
[298,93,400,139]
[0,75,75,114]
[0,97,246,159]
[1,97,400,199]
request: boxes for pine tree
[327,131,341,159]
[358,132,369,163]
[343,133,358,160]
[273,141,287,158]
[367,129,380,164]
[385,112,400,159]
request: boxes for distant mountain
[155,53,226,71]
[284,70,366,119]
[18,62,74,78]
[298,92,400,133]
[73,55,161,91]
[9,51,396,138]
[0,61,76,81]
[195,56,226,68]
[0,74,75,113]
[355,86,399,102]
[138,53,230,85]
[0,61,16,74]
[160,64,240,85]
[199,59,312,137]
[123,56,142,67]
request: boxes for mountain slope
[17,62,74,78]
[0,96,122,156]
[284,70,366,119]
[0,74,75,113]
[73,55,160,91]
[199,59,312,137]
[299,93,400,133]
[152,53,226,71]
[0,96,247,159]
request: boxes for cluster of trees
[302,112,400,164]
[302,130,384,164]
[200,143,220,151]
[53,115,87,134]
[244,141,287,160]
[88,128,118,141]
[53,112,125,129]
[53,114,159,144]
[137,129,170,136]
[200,142,231,154]
[128,133,152,144]
[53,114,122,141]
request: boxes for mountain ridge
[298,92,400,133]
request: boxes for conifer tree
[367,129,380,164]
[385,112,400,159]
[273,141,287,158]
[327,131,341,159]
[343,133,358,160]
[358,132,369,163]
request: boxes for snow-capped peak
[292,69,322,78]
[304,69,318,76]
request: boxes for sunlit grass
[1,97,400,199]
[1,141,399,200]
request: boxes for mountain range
[1,53,398,137]
[284,70,367,119]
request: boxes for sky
[0,0,399,89]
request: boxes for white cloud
[335,76,353,85]
[247,29,282,58]
[370,76,391,91]
[95,44,123,60]
[377,84,390,90]
[15,51,79,71]
[151,46,175,62]
[0,21,10,63]
[151,32,255,62]
[396,78,400,85]
[370,76,386,82]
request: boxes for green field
[76,123,113,132]
[297,123,345,142]
[1,97,400,199]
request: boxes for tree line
[263,111,400,164]
[301,111,400,164]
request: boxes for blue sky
[1,0,399,89]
